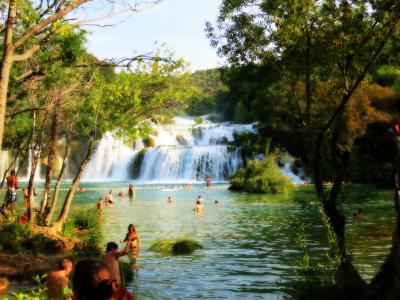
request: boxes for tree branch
[14,0,90,50]
[75,52,176,68]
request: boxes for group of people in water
[96,185,137,210]
[46,223,140,299]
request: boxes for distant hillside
[186,68,228,116]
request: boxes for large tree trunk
[314,122,369,296]
[52,138,99,231]
[0,0,16,150]
[40,94,61,216]
[45,136,70,225]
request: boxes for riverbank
[0,252,62,281]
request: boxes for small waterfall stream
[83,117,254,182]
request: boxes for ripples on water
[12,184,397,299]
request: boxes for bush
[73,209,100,231]
[230,154,292,193]
[194,116,204,124]
[72,235,102,258]
[64,208,103,258]
[0,222,35,253]
[149,239,203,255]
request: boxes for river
[11,182,391,299]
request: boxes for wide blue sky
[84,0,223,71]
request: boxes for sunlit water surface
[7,183,396,299]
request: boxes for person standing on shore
[5,170,18,211]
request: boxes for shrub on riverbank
[0,222,62,254]
[229,154,292,193]
[63,208,103,258]
[149,239,203,255]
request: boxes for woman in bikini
[121,224,140,258]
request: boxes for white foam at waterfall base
[138,145,243,182]
[82,117,255,182]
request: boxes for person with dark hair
[128,184,136,198]
[102,239,131,285]
[193,200,204,213]
[72,258,117,300]
[122,224,141,254]
[5,169,18,210]
[46,258,73,299]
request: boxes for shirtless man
[102,240,130,285]
[46,258,72,300]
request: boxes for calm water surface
[7,183,397,299]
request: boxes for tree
[51,55,192,230]
[0,0,162,150]
[208,0,400,296]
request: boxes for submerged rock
[149,239,203,255]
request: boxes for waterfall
[83,117,254,182]
[83,132,137,181]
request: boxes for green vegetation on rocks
[143,137,156,147]
[230,154,292,194]
[194,116,204,124]
[149,239,203,255]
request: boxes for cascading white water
[138,145,243,182]
[83,117,254,182]
[83,132,138,181]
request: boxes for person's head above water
[72,258,112,300]
[106,242,118,253]
[196,200,201,205]
[10,169,15,175]
[127,224,136,232]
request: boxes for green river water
[4,183,397,299]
